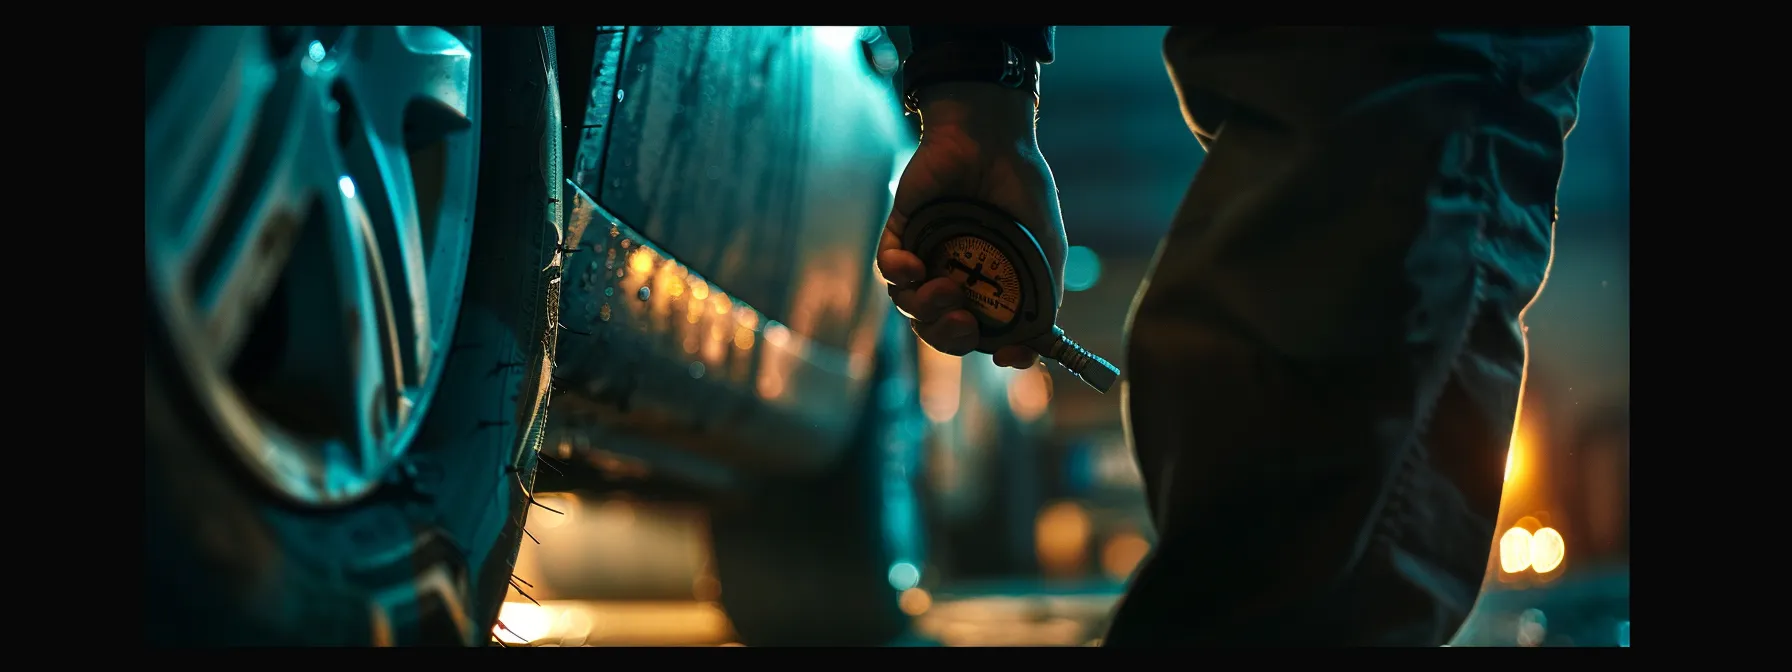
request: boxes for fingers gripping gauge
[901,200,1122,393]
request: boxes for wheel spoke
[352,26,475,124]
[328,176,410,468]
[330,26,474,388]
[191,51,337,362]
[145,27,275,282]
[144,25,487,507]
[337,109,434,390]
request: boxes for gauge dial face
[929,235,1023,327]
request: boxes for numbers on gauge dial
[931,235,1022,327]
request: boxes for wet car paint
[551,26,908,481]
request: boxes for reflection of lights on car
[887,562,921,590]
[1498,522,1567,574]
[337,175,357,199]
[629,248,653,274]
[1504,428,1536,483]
[1505,427,1537,483]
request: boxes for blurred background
[497,25,1629,647]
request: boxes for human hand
[877,82,1068,369]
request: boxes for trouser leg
[1103,27,1594,647]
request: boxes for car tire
[145,26,565,646]
[708,314,927,646]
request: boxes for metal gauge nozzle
[900,200,1122,393]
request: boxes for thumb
[877,160,951,286]
[884,155,952,241]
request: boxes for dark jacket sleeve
[904,26,1055,64]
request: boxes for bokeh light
[1529,526,1566,573]
[1063,245,1102,292]
[1100,531,1151,580]
[1006,365,1052,422]
[495,602,551,644]
[1499,526,1534,574]
[1517,608,1548,647]
[918,345,963,423]
[887,562,921,591]
[899,587,933,616]
[529,492,577,530]
[1035,501,1092,576]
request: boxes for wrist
[917,82,1038,145]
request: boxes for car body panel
[576,26,899,347]
[552,26,908,482]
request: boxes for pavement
[497,495,1627,647]
[494,571,1629,647]
[494,579,1126,647]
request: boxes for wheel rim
[146,26,483,506]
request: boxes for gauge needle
[945,258,1004,297]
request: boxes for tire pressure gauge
[901,200,1122,393]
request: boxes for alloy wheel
[146,26,483,506]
